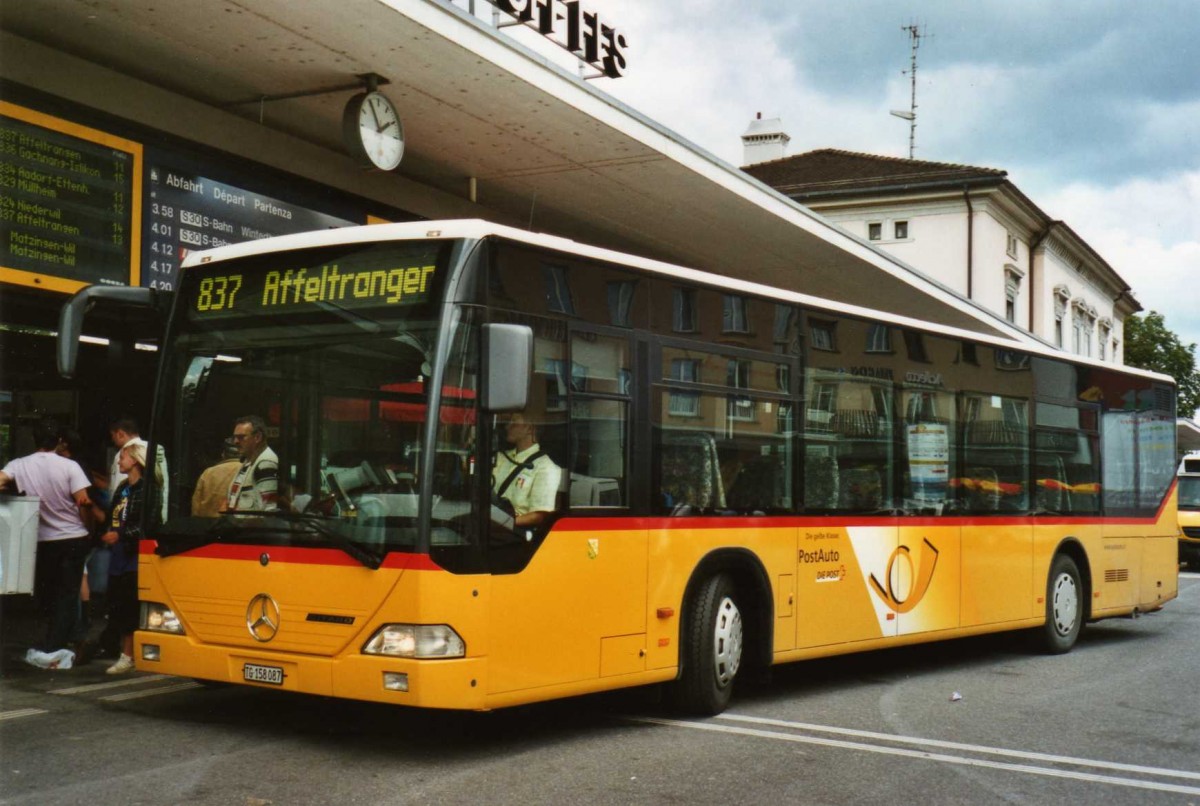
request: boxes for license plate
[243,663,284,685]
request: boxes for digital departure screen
[183,242,448,322]
[0,101,141,293]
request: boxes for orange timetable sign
[0,101,143,294]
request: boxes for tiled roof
[743,148,1006,197]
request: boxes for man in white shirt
[0,419,94,653]
[492,412,562,528]
[225,415,280,512]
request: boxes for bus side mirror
[57,286,161,379]
[483,323,532,412]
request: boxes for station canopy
[1,0,1035,342]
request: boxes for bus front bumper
[135,632,488,709]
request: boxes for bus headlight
[362,624,465,658]
[140,602,185,635]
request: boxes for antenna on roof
[889,23,928,159]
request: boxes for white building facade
[743,147,1139,363]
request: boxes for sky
[489,0,1200,361]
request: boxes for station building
[0,0,1039,468]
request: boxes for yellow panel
[600,634,646,677]
[488,529,648,693]
[775,573,795,652]
[797,525,897,647]
[896,525,961,635]
[960,523,1032,627]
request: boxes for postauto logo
[868,538,940,614]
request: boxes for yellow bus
[59,220,1179,714]
[1179,454,1200,568]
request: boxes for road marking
[100,682,202,702]
[50,675,172,696]
[630,716,1200,797]
[716,713,1200,782]
[0,708,48,721]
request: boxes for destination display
[183,242,447,322]
[143,164,360,291]
[0,102,141,292]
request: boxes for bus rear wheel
[669,573,743,715]
[1040,553,1083,654]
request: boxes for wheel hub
[1051,572,1079,636]
[713,595,743,687]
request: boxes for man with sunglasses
[224,415,279,512]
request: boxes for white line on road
[50,675,172,696]
[0,708,48,721]
[99,682,202,702]
[717,713,1200,782]
[629,716,1200,797]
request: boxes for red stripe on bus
[140,541,441,570]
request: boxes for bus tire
[1040,553,1083,654]
[669,573,743,715]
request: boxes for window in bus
[672,288,697,333]
[543,263,575,315]
[1180,474,1200,511]
[1034,427,1099,514]
[809,319,837,352]
[607,281,636,327]
[568,331,631,508]
[805,369,893,513]
[723,295,750,334]
[657,346,793,515]
[1086,368,1176,515]
[866,324,892,353]
[900,387,955,513]
[959,393,1029,513]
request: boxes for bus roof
[182,219,1176,387]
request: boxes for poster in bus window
[907,422,949,509]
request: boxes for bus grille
[1104,569,1129,583]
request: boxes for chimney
[741,112,790,165]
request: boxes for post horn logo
[869,538,940,614]
[246,593,281,642]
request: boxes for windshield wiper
[277,513,383,570]
[155,512,381,570]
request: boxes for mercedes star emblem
[246,593,281,642]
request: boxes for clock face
[345,92,404,171]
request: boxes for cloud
[1044,173,1200,348]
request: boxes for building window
[1053,285,1070,350]
[722,295,749,333]
[866,323,892,353]
[1006,231,1019,259]
[809,319,837,351]
[607,281,636,327]
[1097,320,1111,361]
[902,329,929,362]
[726,359,755,421]
[668,358,700,417]
[543,264,575,315]
[868,222,882,241]
[894,220,909,240]
[1003,266,1023,325]
[672,288,697,332]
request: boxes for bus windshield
[1180,476,1200,511]
[152,240,479,561]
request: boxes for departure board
[143,164,360,291]
[0,102,141,293]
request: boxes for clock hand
[379,120,397,133]
[368,99,383,131]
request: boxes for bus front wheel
[1040,553,1084,654]
[670,573,743,715]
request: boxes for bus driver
[492,412,561,528]
[224,415,280,512]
